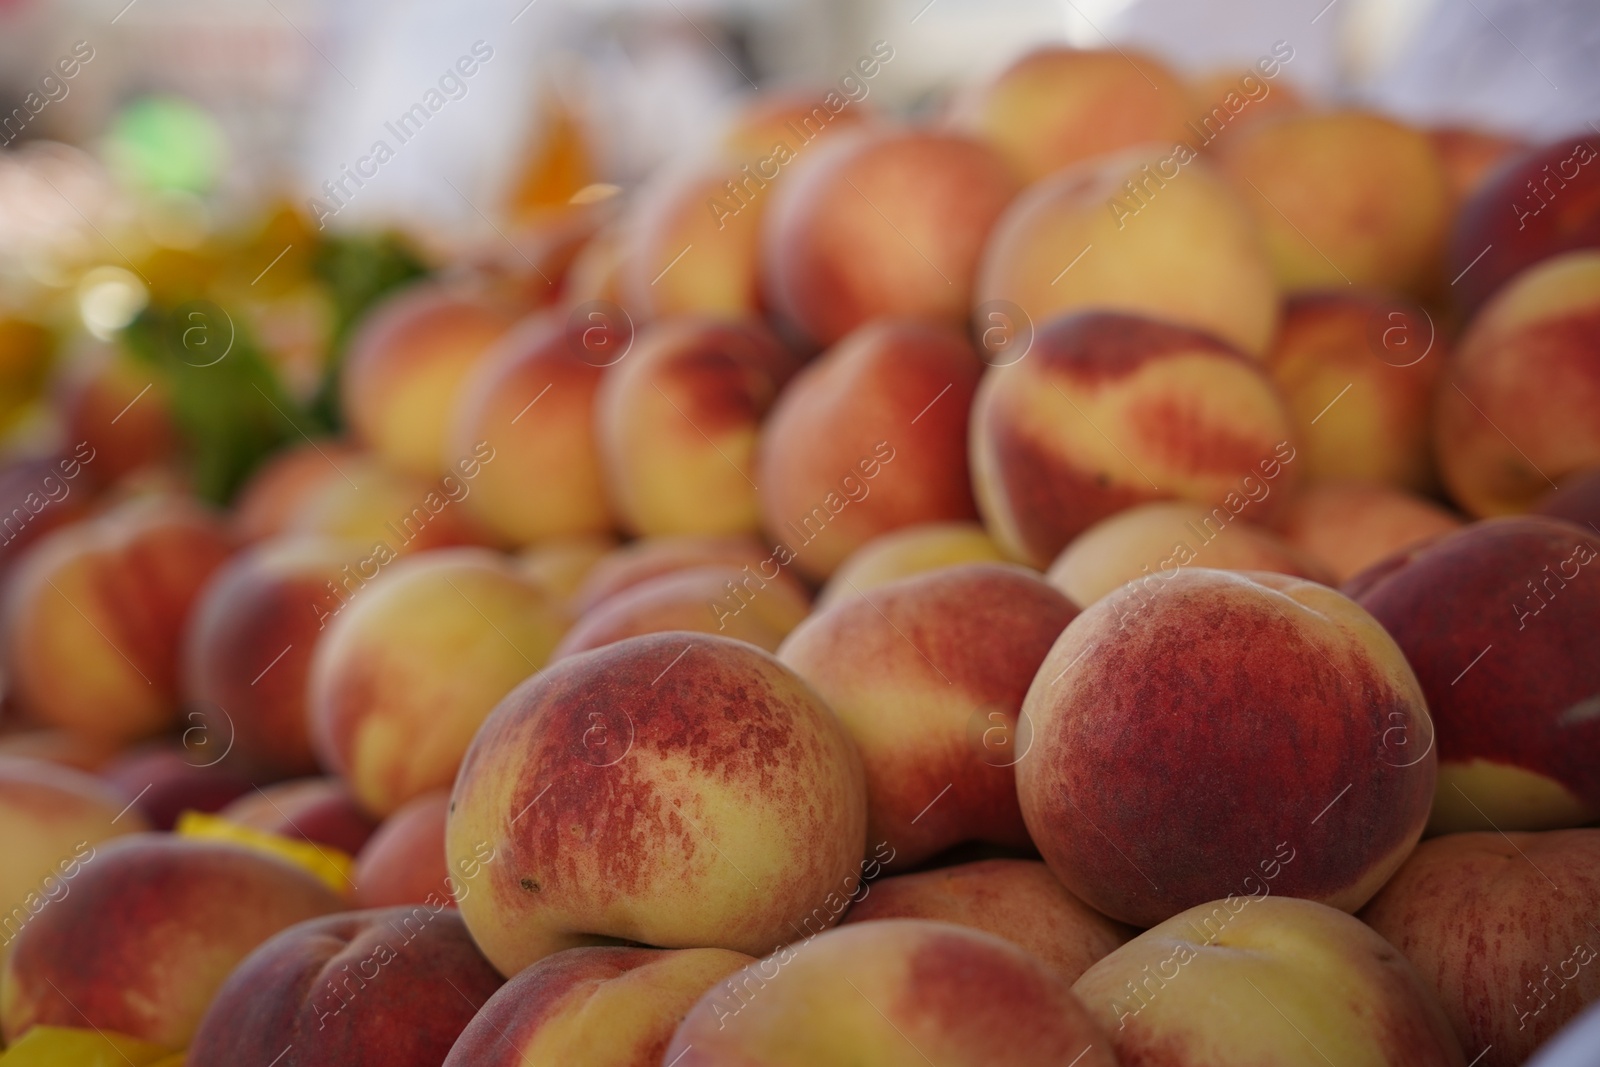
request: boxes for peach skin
[231,439,363,542]
[352,790,452,910]
[1275,481,1463,583]
[817,520,1010,608]
[572,534,779,614]
[217,778,379,857]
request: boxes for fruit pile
[1,40,1599,1067]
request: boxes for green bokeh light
[105,96,226,193]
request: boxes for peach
[1534,467,1600,531]
[232,439,363,542]
[951,45,1190,182]
[1429,125,1527,211]
[561,223,629,309]
[0,835,342,1048]
[181,537,357,778]
[554,564,809,659]
[1046,501,1332,609]
[54,345,177,487]
[840,859,1133,984]
[186,906,503,1067]
[1186,64,1305,135]
[779,564,1076,864]
[970,311,1300,568]
[1018,569,1435,927]
[100,744,253,831]
[975,145,1280,356]
[1434,251,1600,516]
[1265,290,1446,491]
[597,318,797,536]
[353,790,452,909]
[0,757,148,952]
[718,87,873,163]
[310,548,568,817]
[1276,481,1464,583]
[1216,109,1451,293]
[762,129,1020,345]
[340,282,520,480]
[1448,131,1600,317]
[1362,829,1600,1067]
[1346,517,1600,832]
[513,534,616,605]
[282,451,493,554]
[0,730,118,773]
[446,311,615,544]
[0,497,233,744]
[1073,896,1463,1065]
[757,318,982,580]
[0,451,97,578]
[441,946,753,1066]
[572,533,778,614]
[817,520,1009,608]
[446,632,866,976]
[619,163,766,319]
[666,920,1119,1066]
[217,778,379,857]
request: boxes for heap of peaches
[2,39,1599,1067]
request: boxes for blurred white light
[78,265,149,341]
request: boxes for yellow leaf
[175,810,354,895]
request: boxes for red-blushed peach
[217,778,379,857]
[597,318,797,536]
[619,163,766,320]
[1361,829,1600,1067]
[1018,568,1434,927]
[1186,65,1305,136]
[0,730,118,773]
[1073,896,1464,1065]
[572,534,778,614]
[353,790,452,909]
[1345,517,1600,832]
[100,744,253,831]
[970,312,1300,568]
[445,632,866,976]
[0,756,148,952]
[717,86,874,163]
[186,906,504,1067]
[1046,501,1332,609]
[0,451,97,578]
[232,439,363,542]
[54,345,177,488]
[340,282,521,480]
[975,146,1280,357]
[817,520,1010,608]
[1265,290,1446,491]
[950,45,1190,182]
[1429,125,1528,213]
[181,537,356,779]
[1448,131,1600,318]
[666,919,1119,1066]
[778,564,1076,864]
[0,835,343,1048]
[513,534,617,606]
[1216,109,1451,293]
[1535,468,1600,530]
[310,548,568,817]
[554,564,809,659]
[0,497,233,745]
[756,318,981,580]
[1434,251,1600,516]
[445,311,615,544]
[280,451,493,554]
[761,129,1020,345]
[1276,481,1464,583]
[840,859,1134,984]
[441,945,753,1066]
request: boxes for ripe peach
[1448,131,1600,317]
[0,835,342,1048]
[666,920,1119,1066]
[442,946,753,1066]
[554,564,809,660]
[1362,829,1600,1067]
[187,907,503,1067]
[718,87,873,162]
[1265,290,1445,491]
[353,790,451,910]
[970,311,1299,568]
[513,534,617,606]
[757,318,981,580]
[1216,109,1451,293]
[0,730,118,773]
[54,346,177,487]
[573,534,781,614]
[217,778,379,857]
[951,45,1190,182]
[1186,64,1305,135]
[181,537,356,778]
[817,520,1009,607]
[1534,468,1600,530]
[840,859,1134,983]
[232,439,363,542]
[1018,569,1435,927]
[1429,125,1527,211]
[446,311,615,544]
[1276,481,1463,583]
[597,318,797,536]
[310,548,568,817]
[620,163,765,320]
[1434,251,1600,516]
[0,452,96,578]
[100,744,253,831]
[340,282,520,480]
[1046,501,1332,608]
[280,451,491,554]
[0,497,233,745]
[1346,517,1600,832]
[1073,896,1463,1065]
[975,145,1279,356]
[762,129,1020,345]
[446,632,866,976]
[779,564,1076,864]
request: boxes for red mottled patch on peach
[1043,314,1243,385]
[1125,394,1284,478]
